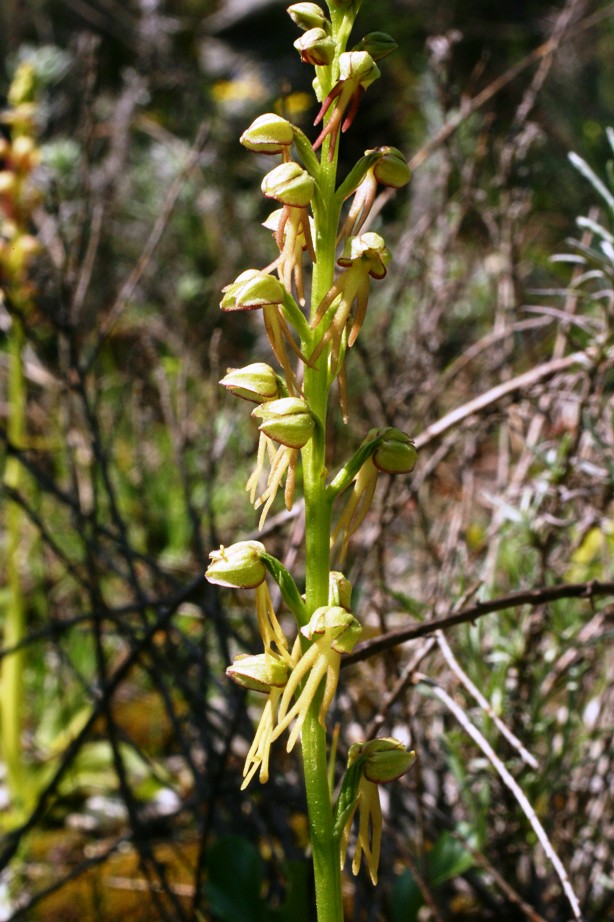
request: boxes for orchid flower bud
[220,269,285,311]
[313,52,380,159]
[339,738,415,885]
[301,605,362,654]
[352,32,398,61]
[273,606,363,751]
[338,51,380,89]
[372,428,417,474]
[294,28,336,66]
[240,113,295,155]
[205,541,267,589]
[337,231,390,279]
[287,2,330,31]
[371,146,411,187]
[227,652,290,693]
[220,363,281,403]
[253,397,315,449]
[261,161,315,207]
[350,737,416,783]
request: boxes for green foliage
[205,836,311,922]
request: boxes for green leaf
[389,869,423,922]
[281,289,312,344]
[387,589,427,620]
[292,125,321,179]
[335,150,380,202]
[389,832,475,922]
[261,553,308,625]
[569,151,614,213]
[206,836,266,922]
[427,831,474,886]
[332,757,364,839]
[268,860,312,922]
[326,433,384,500]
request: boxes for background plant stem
[2,315,27,817]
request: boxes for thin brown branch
[344,579,614,666]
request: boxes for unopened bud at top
[253,397,315,449]
[227,652,290,693]
[352,32,398,61]
[301,605,363,654]
[287,2,330,31]
[372,428,417,474]
[221,270,285,312]
[261,162,315,208]
[349,737,416,783]
[294,28,336,66]
[220,363,281,403]
[205,541,267,589]
[240,113,295,155]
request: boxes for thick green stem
[299,72,345,922]
[2,316,27,816]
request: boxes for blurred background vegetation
[0,0,613,920]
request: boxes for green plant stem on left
[2,313,28,819]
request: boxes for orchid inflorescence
[206,0,416,896]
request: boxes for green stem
[299,64,345,922]
[2,315,27,817]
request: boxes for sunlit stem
[2,315,28,819]
[298,15,351,917]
